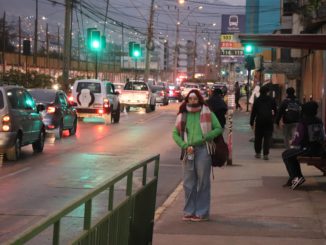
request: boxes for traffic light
[244,44,254,55]
[244,55,255,70]
[87,28,105,52]
[128,42,142,58]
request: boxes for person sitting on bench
[282,101,325,190]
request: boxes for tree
[0,17,16,53]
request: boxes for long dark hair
[178,89,206,114]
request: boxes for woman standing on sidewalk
[172,89,222,222]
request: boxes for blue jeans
[182,144,211,218]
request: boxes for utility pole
[33,0,38,66]
[62,0,73,92]
[173,8,180,84]
[46,23,49,73]
[144,0,155,84]
[121,23,124,70]
[192,24,197,79]
[18,16,21,67]
[2,12,5,79]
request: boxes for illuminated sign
[220,49,244,56]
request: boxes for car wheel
[145,105,151,113]
[6,136,21,161]
[55,121,63,139]
[113,105,120,123]
[150,103,156,111]
[32,130,45,153]
[69,118,77,136]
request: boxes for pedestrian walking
[282,101,325,189]
[172,89,222,222]
[250,86,277,160]
[275,87,301,149]
[234,82,242,110]
[206,88,228,128]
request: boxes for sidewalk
[153,111,326,245]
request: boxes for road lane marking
[0,167,31,181]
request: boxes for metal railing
[8,154,160,245]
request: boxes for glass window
[106,84,114,94]
[124,82,148,91]
[29,89,56,103]
[7,89,25,110]
[0,91,3,109]
[58,93,68,107]
[23,91,36,110]
[76,82,101,93]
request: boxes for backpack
[307,123,325,143]
[284,100,301,123]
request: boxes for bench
[297,156,326,176]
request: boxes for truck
[119,80,156,113]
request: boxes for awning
[238,34,326,50]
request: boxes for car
[212,83,228,97]
[28,89,78,139]
[181,83,200,98]
[120,80,156,113]
[0,85,45,161]
[151,85,169,106]
[166,85,183,102]
[71,79,121,124]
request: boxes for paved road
[0,102,182,243]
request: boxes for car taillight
[68,96,74,102]
[47,106,56,113]
[98,109,104,114]
[160,91,165,96]
[103,98,110,108]
[2,115,10,132]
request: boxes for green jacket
[172,111,222,149]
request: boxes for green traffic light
[92,40,100,49]
[244,44,254,55]
[133,50,140,57]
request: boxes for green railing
[8,154,160,245]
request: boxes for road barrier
[9,154,160,245]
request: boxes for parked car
[120,80,156,113]
[166,85,183,102]
[151,85,169,106]
[72,79,121,124]
[0,85,45,161]
[28,89,78,139]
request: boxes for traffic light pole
[134,58,138,80]
[144,0,155,83]
[246,68,251,112]
[95,51,98,79]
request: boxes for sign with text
[220,34,234,42]
[221,14,246,34]
[220,42,243,49]
[220,49,244,56]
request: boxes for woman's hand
[187,146,194,154]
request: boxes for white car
[112,82,125,95]
[72,79,121,124]
[181,83,200,98]
[119,81,156,113]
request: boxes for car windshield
[124,82,148,91]
[76,82,101,93]
[186,84,198,88]
[0,91,3,109]
[29,90,56,103]
[114,84,124,89]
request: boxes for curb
[154,181,183,222]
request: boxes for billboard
[221,14,246,34]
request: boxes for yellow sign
[220,34,234,42]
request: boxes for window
[76,82,101,93]
[58,93,68,107]
[23,91,36,110]
[124,82,148,91]
[7,89,25,110]
[106,84,114,94]
[0,91,3,109]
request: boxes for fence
[8,154,160,245]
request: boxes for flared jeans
[182,144,211,218]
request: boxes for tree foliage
[2,69,52,88]
[0,17,16,52]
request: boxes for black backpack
[284,100,301,123]
[307,123,325,143]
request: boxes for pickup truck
[119,81,156,113]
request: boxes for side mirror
[37,104,45,112]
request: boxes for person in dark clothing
[234,82,242,110]
[282,101,325,189]
[250,86,277,160]
[206,88,228,128]
[275,87,301,149]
